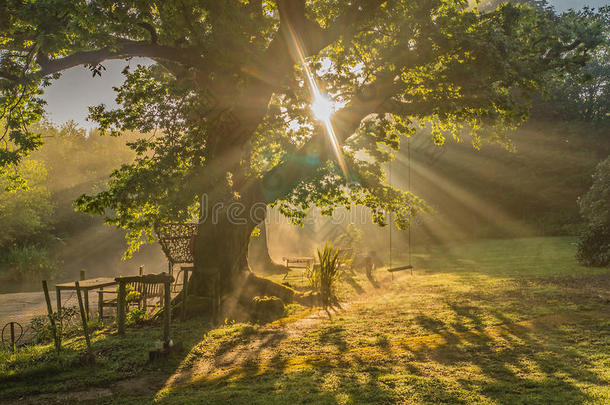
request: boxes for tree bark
[248,219,286,274]
[189,214,254,298]
[187,193,298,308]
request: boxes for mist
[253,118,608,273]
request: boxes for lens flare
[311,92,334,122]
[282,22,349,179]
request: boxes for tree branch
[137,22,159,44]
[278,0,307,31]
[247,0,263,15]
[321,0,387,50]
[33,41,204,78]
[0,71,19,81]
[253,0,386,90]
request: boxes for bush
[124,284,142,303]
[0,246,61,282]
[251,296,285,322]
[126,308,148,326]
[577,223,610,267]
[577,157,610,267]
[28,306,78,343]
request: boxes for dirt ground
[0,290,101,344]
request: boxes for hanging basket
[154,223,198,264]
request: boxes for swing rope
[388,137,413,276]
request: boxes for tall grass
[309,243,343,310]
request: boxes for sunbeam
[311,92,334,122]
[283,23,349,180]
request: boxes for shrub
[28,306,78,343]
[251,296,285,322]
[0,246,61,282]
[577,223,610,267]
[577,157,610,267]
[124,284,142,303]
[335,224,363,251]
[126,308,148,325]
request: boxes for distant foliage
[334,224,364,252]
[530,4,610,123]
[0,121,136,280]
[30,121,136,235]
[536,50,610,123]
[0,159,59,281]
[0,159,54,249]
[0,246,61,281]
[577,157,610,267]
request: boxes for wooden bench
[98,268,165,319]
[282,256,314,280]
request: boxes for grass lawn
[1,236,609,404]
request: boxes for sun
[311,92,334,122]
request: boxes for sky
[42,0,608,129]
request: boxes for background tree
[0,121,149,284]
[1,1,607,299]
[0,159,53,249]
[0,158,57,281]
[533,22,610,122]
[577,156,610,267]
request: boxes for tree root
[237,272,319,306]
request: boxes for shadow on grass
[140,302,608,404]
[400,306,607,405]
[0,316,219,401]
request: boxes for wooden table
[55,278,118,321]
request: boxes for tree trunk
[248,219,285,274]
[189,214,254,298]
[186,197,299,308]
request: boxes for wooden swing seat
[387,264,413,273]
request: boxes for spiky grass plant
[312,243,343,310]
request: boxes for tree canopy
[1,0,607,254]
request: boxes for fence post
[117,281,126,336]
[9,322,15,352]
[163,280,171,347]
[75,281,93,359]
[55,286,62,332]
[181,268,189,322]
[42,280,61,354]
[98,288,104,321]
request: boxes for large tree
[1,1,607,299]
